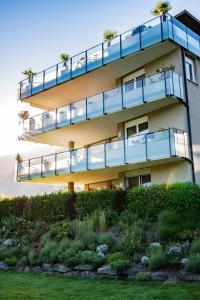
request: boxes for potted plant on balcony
[60,53,70,77]
[103,30,118,47]
[155,64,175,79]
[22,68,36,84]
[16,153,23,174]
[60,53,70,67]
[152,1,172,21]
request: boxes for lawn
[0,271,200,300]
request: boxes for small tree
[18,111,30,122]
[22,68,36,83]
[16,153,23,164]
[60,53,70,67]
[152,1,172,20]
[103,30,118,47]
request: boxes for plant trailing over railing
[18,111,30,122]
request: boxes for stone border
[1,262,200,282]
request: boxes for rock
[42,263,52,272]
[151,271,169,281]
[123,263,147,280]
[52,264,71,273]
[74,264,94,271]
[32,266,42,273]
[181,258,189,266]
[64,270,80,277]
[164,276,179,284]
[81,271,96,279]
[97,265,116,277]
[178,271,200,282]
[0,261,8,270]
[24,266,30,272]
[3,239,14,246]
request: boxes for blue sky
[0,0,200,157]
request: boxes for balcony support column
[119,172,126,190]
[68,182,74,193]
[117,122,125,139]
[106,181,111,190]
[84,184,90,192]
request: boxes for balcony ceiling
[22,40,178,110]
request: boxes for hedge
[0,183,200,222]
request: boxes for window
[185,56,195,82]
[128,174,151,189]
[125,117,148,138]
[123,68,145,92]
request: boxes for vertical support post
[168,128,172,157]
[56,64,58,85]
[28,160,30,180]
[145,133,148,161]
[68,141,75,191]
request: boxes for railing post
[85,99,88,120]
[70,57,72,79]
[139,25,142,50]
[164,70,168,95]
[69,103,72,124]
[160,16,163,41]
[28,160,31,180]
[142,78,145,103]
[43,71,45,91]
[104,143,107,167]
[123,138,126,164]
[56,64,58,85]
[121,85,124,109]
[55,108,58,129]
[55,154,57,176]
[69,150,72,173]
[102,43,104,65]
[86,51,88,73]
[41,157,43,178]
[86,147,89,170]
[120,34,122,58]
[30,77,33,96]
[145,133,148,161]
[168,128,172,157]
[103,92,106,114]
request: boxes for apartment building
[17,10,200,192]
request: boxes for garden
[0,182,200,283]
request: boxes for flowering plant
[96,244,108,256]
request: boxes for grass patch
[0,271,200,300]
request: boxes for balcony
[18,14,200,102]
[17,128,189,183]
[20,70,184,147]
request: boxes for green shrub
[28,250,40,266]
[49,220,71,240]
[148,243,162,256]
[190,239,200,254]
[110,259,129,275]
[136,272,151,281]
[108,252,127,264]
[97,232,114,248]
[0,246,18,260]
[58,249,76,266]
[119,221,144,256]
[186,255,200,274]
[40,239,60,263]
[127,185,167,219]
[157,210,200,243]
[70,240,85,252]
[149,254,168,271]
[20,256,28,265]
[4,256,17,266]
[75,190,118,218]
[76,250,106,269]
[21,245,30,256]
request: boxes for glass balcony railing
[18,14,200,100]
[20,71,183,136]
[17,128,189,181]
